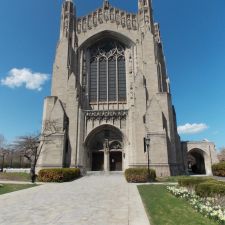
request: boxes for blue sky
[0,0,224,150]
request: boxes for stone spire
[138,0,152,9]
[103,0,110,9]
[138,0,154,32]
[60,0,75,39]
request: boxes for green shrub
[38,168,80,182]
[157,176,189,183]
[125,168,156,183]
[212,162,225,177]
[178,177,214,188]
[195,181,225,197]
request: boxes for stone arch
[84,124,127,171]
[78,30,136,50]
[79,30,135,111]
[182,141,218,176]
[187,148,206,175]
[187,148,212,175]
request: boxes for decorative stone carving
[85,110,128,121]
[90,40,125,61]
[82,18,87,32]
[127,15,131,29]
[88,15,92,29]
[103,0,110,10]
[98,9,103,24]
[77,7,137,34]
[104,9,109,21]
[110,9,115,21]
[109,141,122,150]
[115,10,120,25]
[64,17,69,37]
[128,51,133,74]
[132,15,137,29]
[93,13,97,26]
[154,23,161,43]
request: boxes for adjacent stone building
[36,0,218,176]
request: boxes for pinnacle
[103,0,110,9]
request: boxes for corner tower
[37,0,185,176]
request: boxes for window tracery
[89,39,127,103]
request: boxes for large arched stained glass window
[89,39,126,103]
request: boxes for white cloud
[1,68,49,91]
[178,123,208,135]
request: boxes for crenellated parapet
[77,7,138,34]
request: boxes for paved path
[0,174,150,225]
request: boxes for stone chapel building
[36,0,218,176]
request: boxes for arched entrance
[187,149,206,175]
[85,125,124,172]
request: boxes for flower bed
[167,186,225,224]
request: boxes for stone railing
[77,7,138,34]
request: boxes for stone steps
[86,171,124,176]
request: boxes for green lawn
[0,172,30,181]
[138,185,218,225]
[0,183,36,195]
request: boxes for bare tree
[218,147,225,162]
[15,134,40,182]
[0,134,8,172]
[14,119,61,183]
[0,134,6,150]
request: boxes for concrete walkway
[0,174,150,225]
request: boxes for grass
[0,172,31,181]
[0,183,37,195]
[138,185,218,225]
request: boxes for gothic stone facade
[36,0,218,176]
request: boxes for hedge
[178,177,225,197]
[125,168,156,183]
[212,162,225,177]
[178,177,214,188]
[38,168,80,182]
[195,181,225,197]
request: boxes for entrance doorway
[110,152,122,171]
[86,125,124,172]
[92,152,104,171]
[188,149,206,175]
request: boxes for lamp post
[145,134,151,180]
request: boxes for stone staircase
[86,171,124,176]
